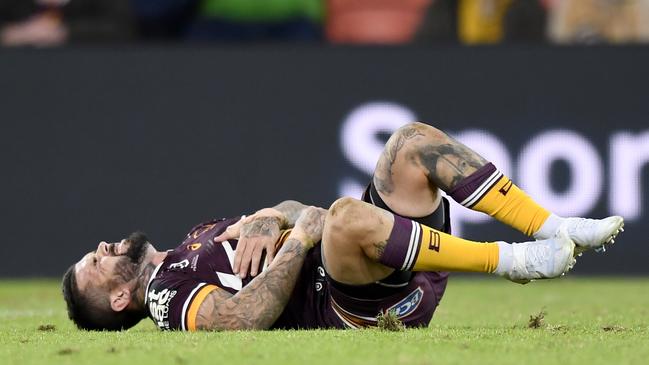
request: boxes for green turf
[1,277,648,365]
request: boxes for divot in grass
[546,324,567,332]
[376,310,404,332]
[528,309,547,329]
[57,348,78,356]
[602,325,626,332]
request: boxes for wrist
[254,208,288,228]
[287,229,316,250]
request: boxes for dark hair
[61,264,145,331]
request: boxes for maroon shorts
[271,183,450,329]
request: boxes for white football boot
[536,216,624,255]
[498,227,576,284]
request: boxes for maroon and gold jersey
[145,194,449,331]
[144,217,291,331]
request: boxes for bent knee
[325,197,392,241]
[327,197,365,229]
[401,122,447,141]
[382,123,450,163]
[325,198,373,239]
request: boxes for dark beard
[125,231,150,265]
[111,232,151,285]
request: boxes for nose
[96,241,110,257]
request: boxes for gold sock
[449,163,550,236]
[380,215,499,273]
[473,176,550,236]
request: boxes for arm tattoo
[273,200,307,227]
[417,140,486,191]
[195,238,307,330]
[241,216,281,238]
[375,126,424,195]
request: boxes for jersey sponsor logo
[190,255,199,272]
[168,259,189,270]
[187,243,202,251]
[148,288,177,330]
[386,287,424,318]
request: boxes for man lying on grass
[62,122,624,331]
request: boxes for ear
[109,286,131,312]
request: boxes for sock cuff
[379,215,422,271]
[448,163,503,208]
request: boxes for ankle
[493,241,513,276]
[533,214,564,240]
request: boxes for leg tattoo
[375,126,425,194]
[417,136,487,191]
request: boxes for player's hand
[291,206,327,250]
[215,209,287,279]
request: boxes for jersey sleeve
[180,283,221,331]
[147,278,223,331]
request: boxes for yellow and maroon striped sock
[448,163,550,236]
[379,215,500,273]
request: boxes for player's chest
[168,238,238,276]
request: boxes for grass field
[1,277,648,365]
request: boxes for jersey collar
[143,262,163,304]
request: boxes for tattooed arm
[195,207,326,330]
[244,199,309,229]
[214,200,311,278]
[272,200,309,227]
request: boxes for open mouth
[109,242,126,256]
[113,240,129,255]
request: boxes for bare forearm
[197,238,308,330]
[272,200,308,227]
[237,200,307,240]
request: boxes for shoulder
[146,268,225,331]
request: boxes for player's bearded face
[123,232,150,265]
[107,232,151,287]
